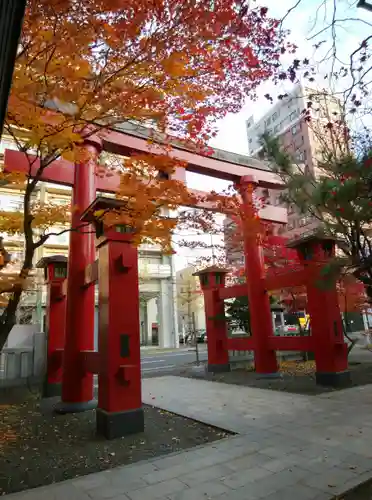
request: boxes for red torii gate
[5,127,287,438]
[195,227,350,387]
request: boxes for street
[140,347,208,377]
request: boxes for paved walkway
[6,377,372,500]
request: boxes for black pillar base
[207,363,231,373]
[43,381,62,398]
[96,407,144,439]
[54,399,97,414]
[316,370,351,388]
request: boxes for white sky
[174,0,372,269]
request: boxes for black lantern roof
[192,266,229,276]
[36,255,68,269]
[80,196,126,224]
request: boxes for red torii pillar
[81,197,143,438]
[36,255,68,398]
[55,138,101,413]
[289,235,350,386]
[237,176,278,375]
[193,267,230,372]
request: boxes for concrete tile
[221,466,272,489]
[126,478,187,500]
[168,480,230,499]
[142,464,186,485]
[4,485,92,500]
[180,464,232,487]
[263,484,330,500]
[215,488,261,500]
[46,484,92,500]
[259,446,293,459]
[225,452,270,472]
[153,454,191,471]
[300,466,359,494]
[261,456,300,473]
[73,472,111,491]
[238,476,280,498]
[88,479,148,498]
[338,453,372,474]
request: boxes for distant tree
[262,128,372,303]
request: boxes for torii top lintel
[4,124,282,191]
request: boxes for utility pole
[211,234,216,265]
[0,0,27,137]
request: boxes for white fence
[0,332,46,388]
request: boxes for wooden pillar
[36,255,67,397]
[194,267,230,372]
[289,235,350,387]
[237,176,278,375]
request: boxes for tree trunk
[0,179,35,352]
[0,287,23,351]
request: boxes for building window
[45,227,69,245]
[272,111,278,122]
[0,195,23,212]
[297,151,305,162]
[298,217,308,227]
[49,197,69,206]
[291,125,298,135]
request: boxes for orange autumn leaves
[10,0,290,155]
[2,1,295,267]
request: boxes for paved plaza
[6,376,372,500]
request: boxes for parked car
[196,330,207,343]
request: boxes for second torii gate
[4,126,287,417]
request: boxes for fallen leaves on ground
[0,393,231,496]
[279,360,316,376]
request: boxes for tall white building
[246,83,343,239]
[0,138,178,348]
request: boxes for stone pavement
[6,376,372,500]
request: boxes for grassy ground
[177,359,372,395]
[0,388,230,495]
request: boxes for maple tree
[0,0,293,349]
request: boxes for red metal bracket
[80,350,101,374]
[116,254,132,273]
[50,282,66,301]
[84,260,98,286]
[116,365,137,386]
[49,349,64,369]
